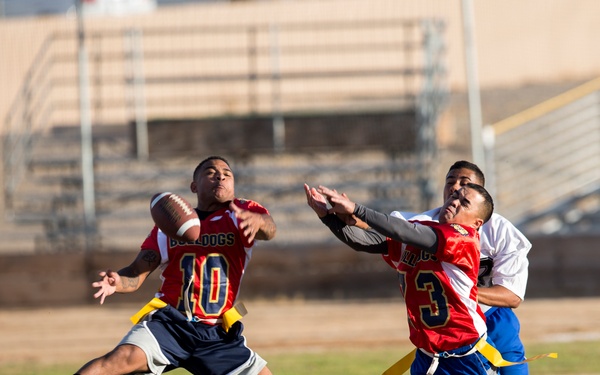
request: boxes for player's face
[439,187,484,229]
[191,159,235,207]
[443,168,483,202]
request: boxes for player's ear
[190,181,197,193]
[473,217,484,230]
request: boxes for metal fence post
[269,23,285,153]
[76,0,97,249]
[461,0,485,167]
[127,28,149,160]
[416,20,447,210]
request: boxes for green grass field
[5,341,598,375]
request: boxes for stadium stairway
[1,125,423,254]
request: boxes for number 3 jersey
[382,220,487,354]
[141,198,268,323]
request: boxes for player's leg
[485,307,528,375]
[77,313,175,375]
[75,344,150,374]
[257,365,273,375]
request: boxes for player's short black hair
[193,156,232,180]
[465,182,494,223]
[447,160,486,186]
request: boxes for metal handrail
[491,78,600,227]
[3,32,63,211]
[493,76,600,135]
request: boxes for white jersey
[391,208,531,313]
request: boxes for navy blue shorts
[411,338,496,375]
[121,305,266,375]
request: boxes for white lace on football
[170,194,194,216]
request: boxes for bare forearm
[478,285,522,308]
[256,214,277,240]
[114,268,143,293]
[117,249,159,293]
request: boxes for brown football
[150,192,200,242]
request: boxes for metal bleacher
[4,125,423,252]
[1,17,447,253]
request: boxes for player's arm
[116,249,161,292]
[478,216,531,308]
[254,213,276,241]
[229,201,277,242]
[353,203,438,253]
[351,216,370,230]
[92,249,160,304]
[314,185,438,253]
[305,183,387,253]
[320,213,389,254]
[477,285,522,308]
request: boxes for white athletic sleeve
[391,208,439,221]
[479,213,531,300]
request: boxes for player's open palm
[304,183,328,218]
[92,270,120,304]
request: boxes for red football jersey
[382,221,487,353]
[141,198,268,323]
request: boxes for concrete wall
[145,111,417,157]
[1,234,597,308]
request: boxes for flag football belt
[383,334,558,375]
[130,297,248,332]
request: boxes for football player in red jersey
[393,161,531,375]
[76,156,276,375]
[305,182,497,374]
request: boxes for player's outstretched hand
[304,183,329,218]
[230,201,262,243]
[317,185,356,216]
[92,270,120,305]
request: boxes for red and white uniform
[383,220,487,353]
[141,198,268,323]
[395,209,531,313]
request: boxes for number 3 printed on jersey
[179,253,230,316]
[398,270,450,328]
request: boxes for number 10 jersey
[141,198,268,323]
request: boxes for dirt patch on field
[1,297,600,366]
